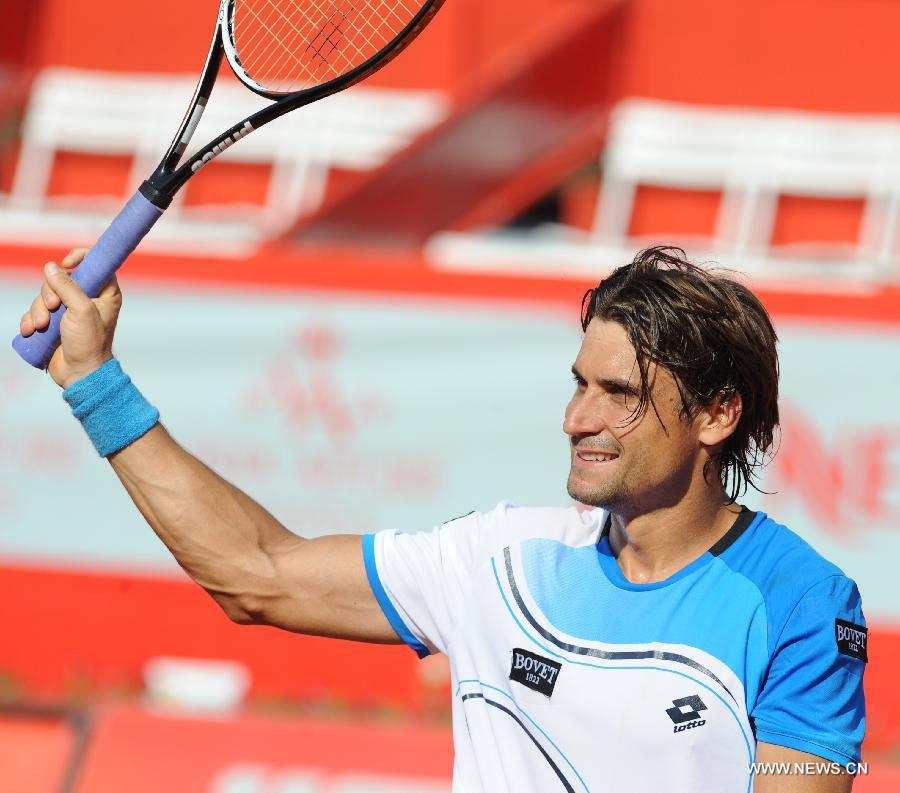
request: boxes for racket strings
[231,0,424,93]
[239,5,328,83]
[241,0,365,85]
[249,1,356,84]
[298,1,372,77]
[234,0,342,85]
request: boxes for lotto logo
[665,695,708,733]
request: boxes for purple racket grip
[12,190,164,369]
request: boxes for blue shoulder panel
[520,536,768,692]
[517,513,866,764]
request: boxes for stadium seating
[0,68,446,253]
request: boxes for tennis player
[20,246,866,792]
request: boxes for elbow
[205,550,305,630]
[225,607,258,626]
[220,590,289,627]
[210,592,268,626]
[201,557,286,627]
[223,589,315,634]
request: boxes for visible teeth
[580,452,616,462]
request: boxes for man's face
[564,319,706,514]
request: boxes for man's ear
[697,391,743,449]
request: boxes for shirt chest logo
[509,648,562,697]
[666,695,708,733]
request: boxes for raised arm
[19,251,400,644]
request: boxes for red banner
[0,710,80,793]
[73,705,451,793]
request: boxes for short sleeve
[752,575,867,764]
[362,509,493,658]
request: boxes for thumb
[44,262,94,313]
[95,274,122,303]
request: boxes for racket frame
[12,0,444,369]
[142,0,444,208]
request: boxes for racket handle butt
[12,311,64,370]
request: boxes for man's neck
[607,494,743,585]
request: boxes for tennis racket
[12,0,444,368]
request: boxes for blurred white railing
[429,99,900,287]
[0,67,446,255]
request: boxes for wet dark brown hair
[581,246,779,501]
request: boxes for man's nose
[563,394,605,438]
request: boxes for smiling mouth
[575,450,619,463]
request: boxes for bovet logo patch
[509,648,562,697]
[835,619,868,662]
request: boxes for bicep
[255,534,402,645]
[753,743,854,793]
[257,511,490,656]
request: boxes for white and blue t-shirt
[363,503,867,793]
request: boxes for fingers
[96,274,121,302]
[42,262,93,314]
[20,267,55,335]
[19,250,94,337]
[19,307,35,337]
[41,276,62,312]
[60,247,89,271]
[39,249,88,311]
[53,249,120,304]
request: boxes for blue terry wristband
[62,358,160,457]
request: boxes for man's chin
[566,476,619,509]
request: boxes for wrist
[62,354,115,389]
[63,358,159,457]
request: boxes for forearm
[27,261,392,641]
[109,422,302,621]
[754,744,854,792]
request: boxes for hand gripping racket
[12,0,444,368]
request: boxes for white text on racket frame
[191,121,255,173]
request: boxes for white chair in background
[1,67,447,254]
[429,99,900,284]
[594,99,900,275]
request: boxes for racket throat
[191,120,256,174]
[139,179,175,210]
